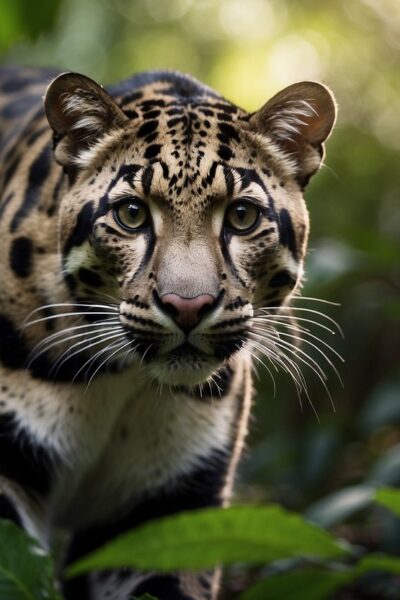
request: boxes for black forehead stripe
[10,143,51,233]
[139,99,166,110]
[144,144,162,159]
[201,160,219,189]
[114,163,142,189]
[223,167,235,197]
[94,163,143,220]
[278,208,298,260]
[141,166,154,196]
[137,120,158,138]
[104,163,143,198]
[219,122,240,142]
[234,167,264,192]
[230,167,278,222]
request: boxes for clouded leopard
[0,66,336,599]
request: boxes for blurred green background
[1,0,399,596]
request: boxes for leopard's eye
[114,201,148,231]
[225,202,260,233]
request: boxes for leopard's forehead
[122,90,247,175]
[98,88,289,219]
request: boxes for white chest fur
[1,362,241,530]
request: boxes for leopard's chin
[147,356,222,387]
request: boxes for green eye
[114,201,148,231]
[225,202,260,233]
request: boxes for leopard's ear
[249,81,337,186]
[44,72,127,171]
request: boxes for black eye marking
[224,201,261,234]
[113,199,149,232]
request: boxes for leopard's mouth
[136,339,218,386]
[167,341,208,359]
[142,334,247,387]
[117,317,249,385]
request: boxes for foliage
[67,505,347,576]
[3,488,400,598]
[375,487,400,518]
[0,0,61,52]
[0,520,61,600]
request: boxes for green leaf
[0,519,61,600]
[239,571,353,600]
[375,487,400,517]
[240,553,400,600]
[133,595,159,600]
[357,553,400,576]
[68,505,348,577]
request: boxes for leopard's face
[45,73,335,387]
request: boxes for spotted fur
[0,66,336,599]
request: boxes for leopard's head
[44,72,336,387]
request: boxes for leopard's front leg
[63,449,229,600]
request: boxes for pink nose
[160,293,216,332]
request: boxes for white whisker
[291,296,341,306]
[253,314,336,335]
[254,332,335,412]
[256,306,343,337]
[51,330,124,377]
[121,343,139,369]
[249,338,307,395]
[85,339,133,391]
[27,324,121,367]
[30,319,121,354]
[244,345,277,398]
[209,374,222,397]
[207,378,214,404]
[251,324,344,385]
[22,302,118,326]
[140,344,153,366]
[249,337,319,421]
[23,311,121,329]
